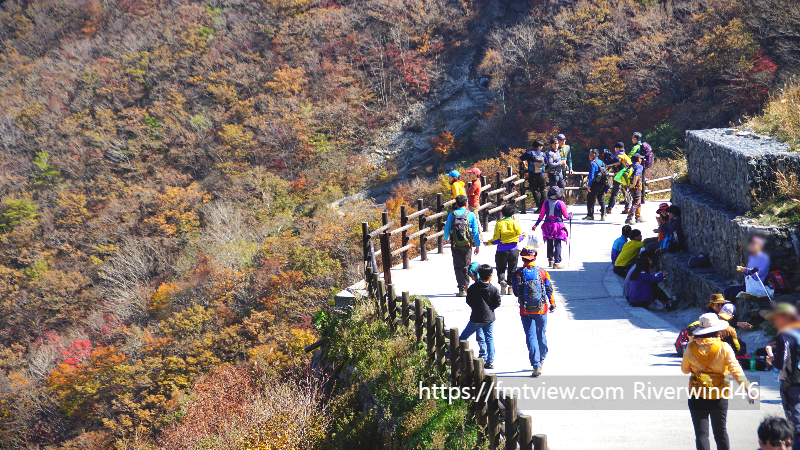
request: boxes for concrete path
[387,202,784,449]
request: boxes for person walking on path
[613,229,643,277]
[765,303,800,449]
[557,133,573,177]
[533,187,571,269]
[459,264,501,370]
[681,312,753,450]
[485,203,526,295]
[512,246,555,377]
[606,142,632,214]
[584,149,608,221]
[465,168,482,211]
[612,225,632,264]
[546,137,565,189]
[627,254,677,310]
[443,195,481,297]
[625,154,645,225]
[520,140,548,212]
[724,235,771,301]
[447,170,466,200]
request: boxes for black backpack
[530,153,545,174]
[451,211,472,247]
[688,254,710,269]
[592,161,609,185]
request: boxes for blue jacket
[628,271,665,305]
[588,160,605,188]
[611,235,627,263]
[443,208,481,246]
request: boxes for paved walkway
[387,202,784,450]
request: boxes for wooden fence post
[474,359,487,445]
[400,205,410,269]
[414,297,423,342]
[464,349,475,419]
[436,193,444,254]
[380,231,392,286]
[435,316,445,372]
[495,171,502,222]
[518,415,532,450]
[486,374,500,449]
[361,222,370,265]
[426,308,435,359]
[376,278,387,322]
[387,284,397,330]
[449,327,460,384]
[401,291,410,328]
[504,394,518,450]
[519,162,527,213]
[480,175,489,232]
[417,198,427,261]
[533,435,547,450]
[460,341,471,389]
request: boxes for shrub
[748,77,800,149]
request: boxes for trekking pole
[568,214,572,267]
[753,272,774,304]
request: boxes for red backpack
[675,328,690,356]
[768,270,792,294]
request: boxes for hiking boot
[548,261,553,268]
[582,215,595,220]
[636,217,646,223]
[665,299,679,311]
[553,263,565,269]
[625,218,635,225]
[531,367,542,377]
[499,281,508,295]
[621,208,630,215]
[599,215,607,221]
[606,207,613,214]
[484,362,494,369]
[457,289,466,297]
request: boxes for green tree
[0,198,39,232]
[31,150,62,188]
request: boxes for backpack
[640,142,655,169]
[513,266,545,313]
[530,153,546,174]
[660,231,679,253]
[592,161,609,185]
[450,211,472,247]
[688,254,711,269]
[768,269,792,294]
[675,329,690,356]
[779,329,800,382]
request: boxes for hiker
[519,140,548,212]
[613,229,643,277]
[757,416,794,450]
[459,264,501,370]
[724,235,771,301]
[624,249,656,301]
[627,254,677,310]
[707,294,753,331]
[625,154,645,225]
[646,205,683,253]
[486,203,526,295]
[606,142,633,215]
[546,137,565,189]
[643,203,670,249]
[533,187,570,269]
[681,312,753,450]
[765,303,800,448]
[557,133,573,177]
[630,132,653,203]
[512,246,555,377]
[447,170,466,200]
[584,149,607,221]
[612,225,632,264]
[443,195,481,297]
[465,168,482,211]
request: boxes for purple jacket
[535,200,569,241]
[628,271,665,305]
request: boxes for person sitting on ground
[519,140,548,212]
[613,229,643,277]
[681,313,753,450]
[757,416,794,450]
[724,235,771,301]
[646,205,683,253]
[765,303,800,445]
[465,168,482,211]
[624,249,656,301]
[627,254,677,311]
[443,195,481,297]
[459,264,501,370]
[612,225,632,264]
[486,203,526,295]
[584,149,607,221]
[642,203,670,249]
[706,293,753,331]
[447,170,466,200]
[625,154,645,225]
[533,187,571,269]
[545,137,565,189]
[513,246,556,377]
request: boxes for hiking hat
[547,186,562,200]
[447,170,460,178]
[709,293,727,305]
[557,133,566,141]
[657,203,669,214]
[520,246,538,261]
[718,303,736,321]
[549,137,559,144]
[466,167,481,176]
[765,303,800,324]
[692,313,730,336]
[467,262,480,279]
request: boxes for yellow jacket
[681,337,749,399]
[451,181,466,199]
[488,217,523,245]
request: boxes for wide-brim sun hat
[708,293,727,305]
[692,312,730,336]
[447,170,460,178]
[765,302,800,324]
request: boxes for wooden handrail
[388,223,413,236]
[368,222,394,238]
[405,208,430,220]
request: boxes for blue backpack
[660,231,679,253]
[513,267,545,313]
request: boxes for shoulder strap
[689,340,723,370]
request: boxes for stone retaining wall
[686,129,794,213]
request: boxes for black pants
[451,245,473,289]
[607,181,630,210]
[614,264,633,277]
[641,168,647,202]
[629,283,670,307]
[586,184,606,217]
[495,250,519,285]
[780,383,800,450]
[688,397,729,450]
[546,239,562,264]
[549,171,565,189]
[723,284,745,301]
[528,175,547,211]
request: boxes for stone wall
[686,129,794,213]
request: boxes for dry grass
[750,170,800,225]
[747,77,800,149]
